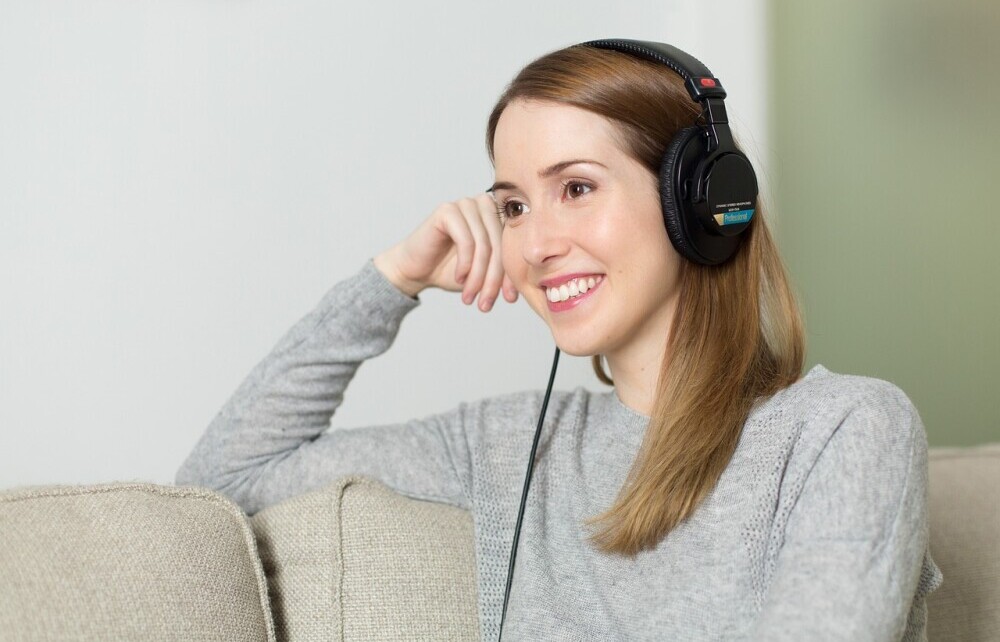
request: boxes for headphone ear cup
[658,126,705,264]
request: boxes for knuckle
[436,201,459,218]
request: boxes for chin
[548,329,604,358]
[532,307,606,357]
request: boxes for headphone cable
[497,345,561,640]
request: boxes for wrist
[373,249,424,299]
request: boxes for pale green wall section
[770,0,999,446]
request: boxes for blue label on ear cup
[713,209,754,226]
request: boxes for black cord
[497,346,561,641]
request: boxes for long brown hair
[486,44,805,556]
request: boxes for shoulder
[754,367,932,544]
[752,365,928,528]
[752,364,923,455]
[740,365,927,510]
[769,364,917,424]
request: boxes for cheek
[500,237,522,284]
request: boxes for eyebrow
[487,159,607,193]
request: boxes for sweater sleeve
[174,259,474,515]
[749,381,944,642]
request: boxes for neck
[605,338,668,417]
[603,289,678,417]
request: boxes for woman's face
[492,98,684,362]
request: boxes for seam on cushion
[332,478,346,642]
[0,482,278,642]
[333,475,374,642]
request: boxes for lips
[542,274,604,312]
[539,272,604,289]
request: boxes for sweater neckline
[607,391,651,424]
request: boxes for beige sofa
[1,444,997,642]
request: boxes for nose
[520,208,572,268]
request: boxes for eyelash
[496,180,594,224]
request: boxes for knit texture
[176,259,944,642]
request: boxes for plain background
[772,0,999,448]
[0,0,769,488]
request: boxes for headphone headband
[578,38,728,103]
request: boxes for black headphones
[576,39,759,266]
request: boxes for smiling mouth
[543,275,604,303]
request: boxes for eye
[496,198,528,224]
[563,180,593,200]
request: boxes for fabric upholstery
[249,482,340,641]
[0,483,274,642]
[340,477,479,641]
[926,443,1000,642]
[250,475,479,642]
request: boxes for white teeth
[544,276,602,303]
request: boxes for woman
[177,39,943,640]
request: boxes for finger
[476,193,506,311]
[438,203,475,289]
[502,273,519,303]
[455,197,492,305]
[478,192,519,305]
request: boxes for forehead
[493,99,622,172]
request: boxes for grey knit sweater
[176,259,944,642]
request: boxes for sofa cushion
[0,483,275,642]
[249,481,339,641]
[927,442,1000,642]
[250,475,479,642]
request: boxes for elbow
[174,453,264,516]
[174,455,207,489]
[173,452,228,493]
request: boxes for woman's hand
[373,192,519,311]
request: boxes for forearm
[174,259,421,511]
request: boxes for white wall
[0,0,767,488]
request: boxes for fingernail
[480,298,493,311]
